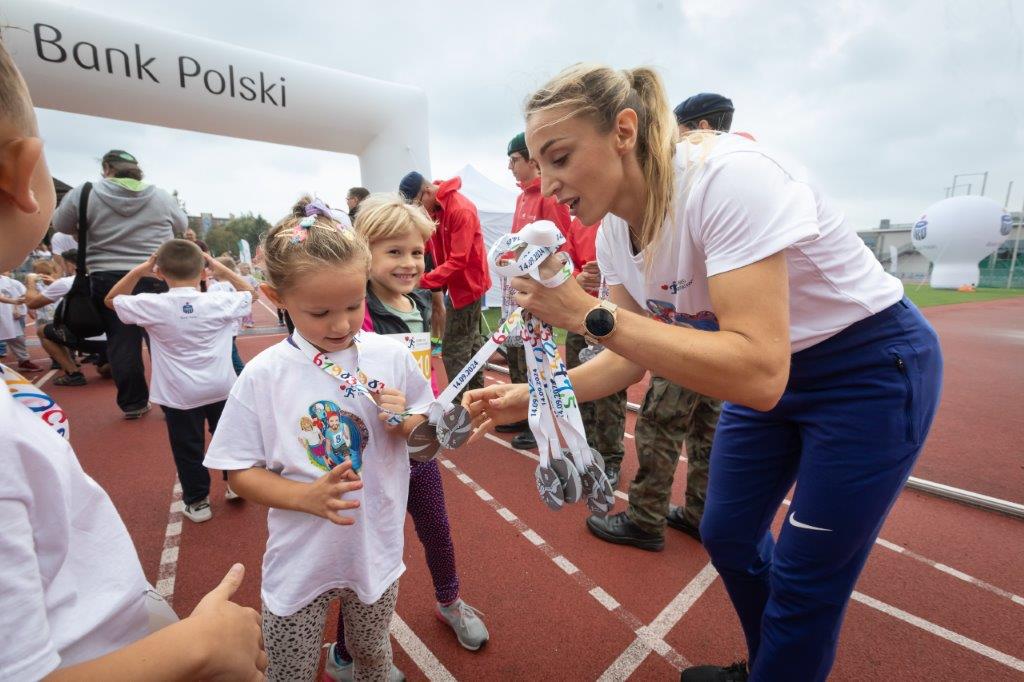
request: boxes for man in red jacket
[497,132,572,449]
[399,171,491,400]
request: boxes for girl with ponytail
[464,63,942,682]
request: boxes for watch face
[585,307,615,337]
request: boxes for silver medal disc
[564,448,605,500]
[578,343,604,363]
[535,464,565,510]
[435,404,473,450]
[407,420,442,463]
[551,455,583,504]
[585,463,615,517]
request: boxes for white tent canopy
[453,164,519,308]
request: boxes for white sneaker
[323,643,405,681]
[436,599,489,650]
[182,498,212,523]
[224,486,240,501]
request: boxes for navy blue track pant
[700,298,943,681]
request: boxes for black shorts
[42,323,106,355]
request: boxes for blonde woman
[464,64,942,682]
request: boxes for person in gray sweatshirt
[53,150,187,418]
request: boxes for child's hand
[373,387,407,431]
[302,460,363,525]
[576,260,602,293]
[136,253,158,277]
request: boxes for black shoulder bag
[53,183,106,338]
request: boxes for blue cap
[673,93,734,125]
[398,171,425,203]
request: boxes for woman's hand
[511,259,595,332]
[300,460,362,525]
[461,383,530,443]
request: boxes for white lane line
[486,432,1024,610]
[852,592,1024,672]
[553,555,579,575]
[438,454,690,671]
[33,369,57,387]
[590,587,621,611]
[390,613,457,682]
[475,488,494,501]
[646,562,719,638]
[624,432,634,439]
[522,529,545,546]
[598,638,654,682]
[600,562,719,680]
[155,479,184,605]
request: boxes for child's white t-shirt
[0,375,151,679]
[113,287,252,409]
[50,231,77,257]
[0,276,27,340]
[596,134,904,352]
[208,279,242,335]
[203,331,434,616]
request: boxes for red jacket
[420,177,492,309]
[563,218,602,297]
[512,177,571,237]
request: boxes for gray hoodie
[53,178,188,273]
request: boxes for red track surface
[23,298,1024,680]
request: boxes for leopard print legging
[262,580,399,681]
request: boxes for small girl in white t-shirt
[204,196,433,682]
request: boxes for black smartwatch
[583,300,619,345]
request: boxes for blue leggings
[700,298,942,681]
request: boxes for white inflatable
[912,196,1011,289]
[3,0,430,190]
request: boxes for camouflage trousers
[565,332,627,469]
[442,295,484,403]
[627,376,721,534]
[506,339,528,385]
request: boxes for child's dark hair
[0,35,33,133]
[156,239,204,280]
[262,195,370,293]
[347,187,370,202]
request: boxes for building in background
[187,212,233,237]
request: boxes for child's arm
[228,461,363,526]
[23,274,56,310]
[104,255,157,310]
[204,253,256,294]
[43,564,266,681]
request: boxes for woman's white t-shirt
[596,134,904,352]
[204,331,434,616]
[0,372,151,679]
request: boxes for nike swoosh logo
[788,512,832,532]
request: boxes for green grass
[481,307,567,344]
[902,285,1024,308]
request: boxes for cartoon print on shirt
[299,400,370,473]
[645,299,720,331]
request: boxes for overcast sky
[19,0,1024,229]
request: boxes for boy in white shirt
[0,270,42,373]
[105,239,254,522]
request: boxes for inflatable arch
[3,0,430,191]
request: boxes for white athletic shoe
[224,486,240,501]
[436,599,489,650]
[182,498,212,523]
